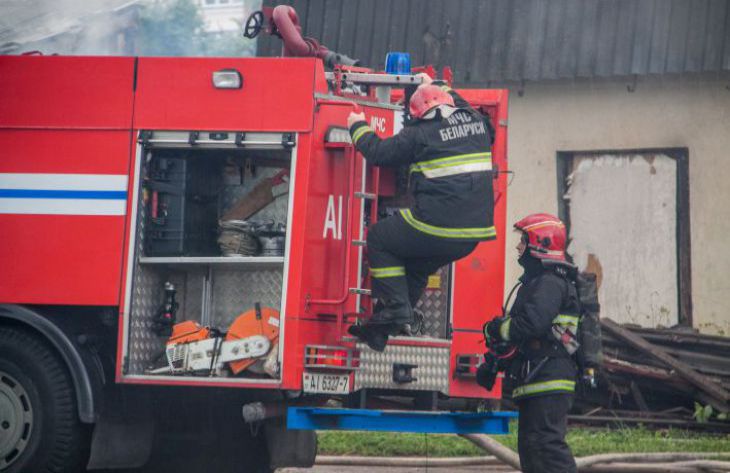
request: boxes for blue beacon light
[385,52,411,74]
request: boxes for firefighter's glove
[483,317,505,348]
[476,352,500,391]
[347,111,366,129]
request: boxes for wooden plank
[602,318,730,404]
[630,381,650,412]
[570,414,730,432]
[603,358,694,392]
[629,326,730,343]
[633,333,730,352]
[602,332,730,374]
[220,171,287,221]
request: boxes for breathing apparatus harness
[477,261,602,391]
[475,281,520,391]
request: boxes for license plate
[302,372,350,394]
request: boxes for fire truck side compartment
[125,142,291,379]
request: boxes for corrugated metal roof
[259,0,730,85]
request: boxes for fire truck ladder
[306,100,379,339]
[309,72,426,338]
[349,161,380,332]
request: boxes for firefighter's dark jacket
[348,84,495,242]
[501,254,580,400]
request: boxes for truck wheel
[0,327,89,473]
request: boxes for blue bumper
[287,407,518,434]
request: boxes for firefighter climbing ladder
[309,72,430,339]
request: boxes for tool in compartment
[218,220,260,256]
[218,220,286,257]
[226,303,280,375]
[151,282,178,337]
[254,221,286,257]
[143,156,220,256]
[220,168,289,222]
[146,304,280,377]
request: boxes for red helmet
[409,85,455,119]
[514,213,567,262]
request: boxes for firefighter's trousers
[366,212,477,323]
[516,393,577,473]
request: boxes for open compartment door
[449,89,509,399]
[119,130,297,387]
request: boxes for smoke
[0,0,260,57]
[0,0,142,55]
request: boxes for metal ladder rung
[354,192,377,200]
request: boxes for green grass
[317,423,730,458]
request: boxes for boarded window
[565,153,678,327]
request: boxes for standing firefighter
[485,213,579,473]
[346,74,496,351]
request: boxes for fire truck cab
[0,52,508,472]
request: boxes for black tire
[0,327,90,473]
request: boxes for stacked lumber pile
[571,318,730,432]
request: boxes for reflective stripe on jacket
[512,379,576,398]
[399,209,496,240]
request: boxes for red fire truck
[0,7,510,473]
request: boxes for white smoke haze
[0,0,260,56]
[0,0,141,55]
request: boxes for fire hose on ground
[239,401,730,471]
[312,436,730,472]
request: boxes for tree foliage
[136,0,256,57]
[137,0,204,56]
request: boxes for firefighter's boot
[399,308,424,336]
[348,324,388,352]
[367,298,413,329]
[348,299,412,351]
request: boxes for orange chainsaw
[147,304,280,377]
